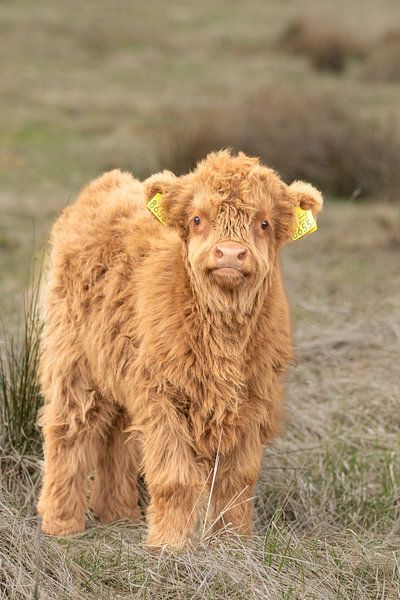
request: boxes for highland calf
[38,150,323,546]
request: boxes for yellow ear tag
[147,192,166,225]
[292,206,317,241]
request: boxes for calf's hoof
[41,515,85,537]
[96,505,142,524]
[145,540,186,554]
[145,531,189,553]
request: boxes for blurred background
[1,0,400,317]
[1,1,399,598]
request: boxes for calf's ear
[289,180,323,216]
[274,180,323,245]
[144,171,193,234]
[144,170,177,204]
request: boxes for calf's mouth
[209,265,248,289]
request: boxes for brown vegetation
[363,29,400,82]
[157,91,400,201]
[277,20,365,73]
[278,19,400,84]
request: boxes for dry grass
[1,204,399,599]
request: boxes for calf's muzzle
[206,241,253,289]
[212,242,248,270]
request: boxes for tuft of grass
[0,272,43,455]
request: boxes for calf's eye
[193,216,201,226]
[261,220,269,230]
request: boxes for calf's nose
[213,242,248,266]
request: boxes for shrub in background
[154,109,228,177]
[277,20,365,73]
[239,90,400,201]
[362,29,400,82]
[156,90,400,202]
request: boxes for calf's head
[145,151,323,306]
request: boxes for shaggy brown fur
[38,150,323,546]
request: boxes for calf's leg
[210,480,256,535]
[142,410,205,548]
[38,385,115,536]
[38,404,93,536]
[91,408,141,523]
[209,431,263,536]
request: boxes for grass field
[1,1,399,598]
